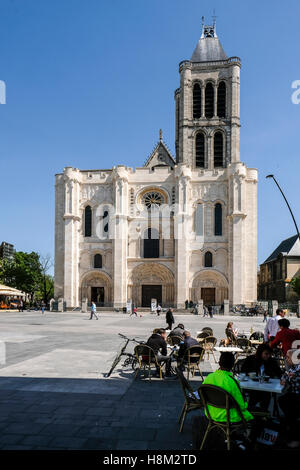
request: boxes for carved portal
[128,263,175,307]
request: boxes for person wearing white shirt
[264,308,285,341]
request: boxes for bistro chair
[167,335,183,346]
[178,345,204,381]
[201,327,213,336]
[232,358,247,375]
[202,336,218,363]
[197,384,249,450]
[134,344,163,382]
[176,367,203,432]
[197,331,210,344]
[236,338,253,359]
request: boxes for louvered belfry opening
[214,132,224,167]
[193,83,202,119]
[195,133,205,168]
[84,206,92,237]
[217,81,226,118]
[205,82,214,118]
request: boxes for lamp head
[266,174,274,179]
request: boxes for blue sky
[0,0,300,268]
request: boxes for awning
[0,284,26,297]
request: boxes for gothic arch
[128,263,175,307]
[80,270,112,305]
[191,269,229,305]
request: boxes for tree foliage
[0,251,54,303]
[290,277,300,297]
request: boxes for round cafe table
[214,346,243,353]
[238,377,283,417]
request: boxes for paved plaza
[0,310,299,450]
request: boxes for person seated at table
[270,319,300,357]
[225,322,238,344]
[192,352,255,449]
[146,328,176,379]
[241,344,282,410]
[168,323,185,339]
[177,331,199,361]
[278,349,300,448]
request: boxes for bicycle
[105,333,145,377]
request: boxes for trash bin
[122,307,127,313]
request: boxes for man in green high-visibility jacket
[192,352,255,449]
[203,352,254,423]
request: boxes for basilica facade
[54,21,258,310]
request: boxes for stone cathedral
[54,21,258,310]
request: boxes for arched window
[214,203,222,236]
[214,132,224,167]
[84,206,92,237]
[195,133,205,168]
[143,228,159,258]
[205,83,214,118]
[217,81,226,118]
[193,83,202,119]
[195,203,204,236]
[94,254,102,269]
[204,251,213,267]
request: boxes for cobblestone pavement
[0,311,299,449]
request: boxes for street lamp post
[266,174,300,241]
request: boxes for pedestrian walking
[208,305,213,318]
[130,307,138,317]
[203,305,209,317]
[263,311,267,323]
[41,301,45,314]
[156,304,162,316]
[89,301,99,320]
[166,308,175,330]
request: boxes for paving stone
[117,427,157,441]
[115,440,149,450]
[3,422,46,435]
[48,436,88,449]
[81,438,116,450]
[0,434,25,445]
[21,435,54,446]
[85,407,114,417]
[39,423,81,437]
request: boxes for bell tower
[175,18,241,170]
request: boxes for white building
[54,21,258,310]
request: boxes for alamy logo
[291,80,300,104]
[0,80,6,104]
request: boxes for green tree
[35,274,54,303]
[38,255,54,304]
[0,251,42,299]
[290,277,300,297]
[0,251,54,304]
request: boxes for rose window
[142,191,164,210]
